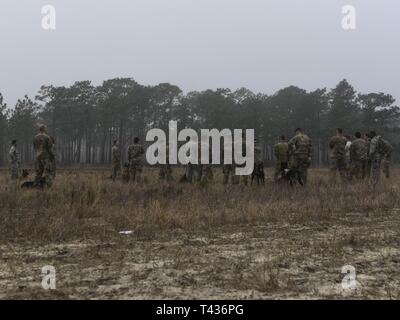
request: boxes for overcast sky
[0,0,399,106]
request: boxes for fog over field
[1,1,400,303]
[1,0,399,105]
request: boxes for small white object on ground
[119,231,133,235]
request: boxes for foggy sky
[1,0,399,106]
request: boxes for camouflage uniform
[369,136,391,185]
[8,145,20,180]
[194,164,203,182]
[111,144,121,181]
[222,142,234,185]
[182,141,199,183]
[250,144,264,183]
[349,138,368,180]
[288,133,312,185]
[49,136,57,181]
[127,142,145,183]
[382,140,393,179]
[254,145,263,172]
[200,164,213,183]
[185,163,193,183]
[159,145,173,181]
[329,135,348,182]
[33,132,55,187]
[274,141,289,181]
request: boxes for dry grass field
[0,167,400,299]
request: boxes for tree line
[0,78,399,166]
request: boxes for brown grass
[0,167,399,299]
[0,167,399,244]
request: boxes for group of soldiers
[328,128,392,185]
[272,128,313,185]
[8,125,56,187]
[109,127,393,187]
[273,127,393,186]
[111,137,146,183]
[112,137,214,184]
[8,125,393,188]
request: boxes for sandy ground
[1,209,399,299]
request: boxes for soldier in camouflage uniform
[288,128,312,185]
[8,140,20,180]
[183,138,198,183]
[222,140,235,185]
[254,142,263,172]
[49,136,57,181]
[349,132,368,180]
[369,131,392,185]
[185,163,194,183]
[344,135,352,178]
[329,128,348,182]
[199,149,213,183]
[274,136,289,181]
[251,140,264,185]
[193,164,203,182]
[364,133,372,178]
[127,137,145,183]
[33,125,55,187]
[159,144,173,181]
[111,140,121,181]
[196,143,215,183]
[382,139,393,179]
[200,164,213,183]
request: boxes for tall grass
[0,167,398,244]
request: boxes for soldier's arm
[287,138,295,154]
[47,138,56,158]
[384,139,393,156]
